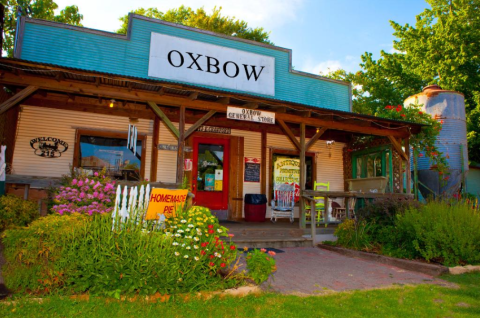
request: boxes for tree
[327,0,480,162]
[117,6,272,45]
[1,0,83,57]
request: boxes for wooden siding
[19,17,350,111]
[12,106,153,178]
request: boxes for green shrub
[356,197,421,226]
[2,206,241,296]
[334,219,372,250]
[396,201,480,266]
[0,194,39,232]
[245,249,277,284]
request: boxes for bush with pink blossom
[52,170,116,215]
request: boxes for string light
[109,99,115,108]
[1,62,415,133]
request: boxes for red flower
[201,242,208,247]
[208,229,214,234]
[440,120,444,124]
[419,111,423,115]
[209,255,214,259]
[385,105,393,110]
[208,224,214,229]
[209,262,215,267]
[200,250,206,255]
[396,105,402,112]
[230,245,236,250]
[220,263,226,268]
[419,153,424,157]
[400,114,406,117]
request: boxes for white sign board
[148,33,275,96]
[227,107,275,124]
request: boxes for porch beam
[177,105,186,184]
[184,110,216,139]
[277,119,301,150]
[217,97,230,105]
[305,127,327,151]
[0,85,38,114]
[189,92,199,100]
[242,102,258,109]
[388,135,408,161]
[147,101,180,139]
[0,72,412,138]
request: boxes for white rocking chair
[270,183,295,223]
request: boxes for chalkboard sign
[244,162,261,182]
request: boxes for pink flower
[260,248,267,253]
[268,251,276,256]
[79,192,86,199]
[71,179,77,185]
[78,180,84,187]
[94,172,99,177]
[228,233,234,238]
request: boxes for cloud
[300,55,361,76]
[54,0,305,32]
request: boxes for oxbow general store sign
[226,107,275,124]
[148,33,275,96]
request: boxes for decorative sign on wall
[30,137,69,158]
[146,188,189,220]
[148,33,275,96]
[184,159,193,171]
[244,157,261,183]
[273,157,300,202]
[227,106,275,124]
[158,144,193,152]
[197,126,231,134]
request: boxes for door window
[196,143,224,192]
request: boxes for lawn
[1,272,479,318]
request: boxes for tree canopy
[1,0,83,57]
[117,6,273,45]
[327,0,480,162]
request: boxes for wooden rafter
[305,127,327,151]
[388,136,408,161]
[217,97,230,105]
[0,85,38,114]
[189,92,199,100]
[184,110,216,139]
[147,101,180,139]
[242,102,258,109]
[0,72,414,138]
[277,119,301,150]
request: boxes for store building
[0,14,422,225]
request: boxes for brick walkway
[264,247,448,295]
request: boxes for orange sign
[146,188,189,220]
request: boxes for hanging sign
[30,137,68,158]
[184,159,193,171]
[146,188,189,220]
[197,126,231,134]
[158,144,193,152]
[244,157,261,183]
[227,106,275,124]
[273,157,300,202]
[148,33,275,96]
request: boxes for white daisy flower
[194,237,200,241]
[185,228,191,232]
[175,234,181,237]
[184,255,189,258]
[193,245,199,249]
[174,252,180,256]
[181,219,187,223]
[177,229,184,233]
[188,224,194,228]
[186,246,191,250]
[217,229,223,233]
[194,256,200,261]
[172,242,179,246]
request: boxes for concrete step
[231,237,313,248]
[228,228,304,238]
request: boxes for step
[228,228,304,238]
[231,237,313,248]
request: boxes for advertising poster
[273,157,301,202]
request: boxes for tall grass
[397,201,480,266]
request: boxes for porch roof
[0,58,424,139]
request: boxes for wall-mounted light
[109,99,116,108]
[316,127,320,133]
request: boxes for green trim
[351,145,393,192]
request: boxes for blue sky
[55,0,429,75]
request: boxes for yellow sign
[146,188,189,220]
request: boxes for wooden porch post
[176,105,186,185]
[261,129,267,195]
[300,123,306,229]
[404,138,411,195]
[150,116,160,182]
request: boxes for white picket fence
[111,184,165,231]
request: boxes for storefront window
[78,134,143,180]
[196,143,224,191]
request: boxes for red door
[192,137,229,210]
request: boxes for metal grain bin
[404,85,468,197]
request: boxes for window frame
[73,129,147,179]
[352,145,393,193]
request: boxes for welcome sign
[148,33,275,96]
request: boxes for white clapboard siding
[13,105,153,178]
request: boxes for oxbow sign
[227,106,275,124]
[30,137,68,158]
[148,33,275,96]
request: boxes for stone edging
[318,244,449,277]
[449,265,480,275]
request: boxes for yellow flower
[243,246,249,251]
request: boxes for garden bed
[318,243,449,276]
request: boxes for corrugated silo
[404,85,468,197]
